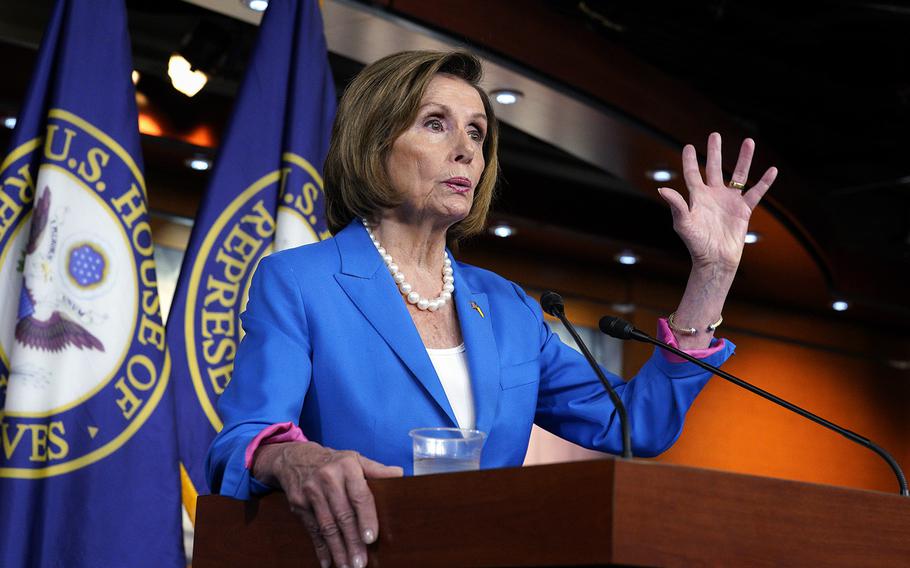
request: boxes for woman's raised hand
[252,442,403,568]
[657,132,777,272]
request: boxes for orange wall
[461,245,910,494]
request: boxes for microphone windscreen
[540,291,564,316]
[599,316,635,340]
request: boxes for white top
[426,343,475,430]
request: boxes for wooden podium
[193,459,910,567]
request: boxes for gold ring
[728,180,746,190]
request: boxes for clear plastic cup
[409,427,487,476]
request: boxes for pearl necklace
[362,220,454,311]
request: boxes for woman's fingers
[682,144,704,191]
[351,456,402,546]
[657,187,690,223]
[310,452,390,568]
[743,166,778,210]
[286,486,334,568]
[323,469,369,567]
[298,507,333,568]
[705,132,724,187]
[689,134,761,192]
[359,455,404,479]
[276,444,399,567]
[344,465,379,547]
[310,454,402,563]
[305,475,355,568]
[730,138,755,188]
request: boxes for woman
[207,51,776,568]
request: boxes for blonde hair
[324,50,499,240]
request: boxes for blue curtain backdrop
[165,0,336,508]
[0,0,184,566]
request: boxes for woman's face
[386,73,487,227]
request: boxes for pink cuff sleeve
[656,318,726,363]
[243,422,308,469]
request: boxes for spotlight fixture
[168,54,208,97]
[490,224,515,238]
[169,21,231,97]
[490,89,522,105]
[3,116,16,129]
[241,0,269,11]
[831,300,849,312]
[186,156,212,171]
[744,231,760,244]
[648,169,675,182]
[615,250,639,265]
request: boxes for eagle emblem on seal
[15,187,105,353]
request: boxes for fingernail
[362,529,375,543]
[352,555,366,568]
[320,560,330,568]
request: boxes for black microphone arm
[599,315,909,497]
[540,292,632,458]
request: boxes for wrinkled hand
[253,442,403,568]
[658,132,777,272]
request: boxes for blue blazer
[207,221,733,499]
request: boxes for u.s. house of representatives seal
[0,109,169,479]
[184,152,330,432]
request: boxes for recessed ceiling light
[831,300,849,312]
[490,90,522,105]
[744,231,760,244]
[611,302,636,314]
[3,116,16,129]
[186,156,212,171]
[648,169,674,182]
[615,250,639,265]
[490,224,515,238]
[241,0,269,12]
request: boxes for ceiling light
[186,156,212,171]
[131,70,140,85]
[744,231,760,244]
[490,224,515,238]
[831,300,849,312]
[3,116,16,129]
[168,54,208,97]
[615,250,639,265]
[490,90,522,105]
[610,302,636,314]
[241,0,269,11]
[648,169,675,182]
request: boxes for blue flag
[165,0,336,508]
[0,1,184,566]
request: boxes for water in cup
[414,456,480,476]
[409,428,486,476]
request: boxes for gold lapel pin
[470,301,485,318]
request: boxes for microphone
[540,292,632,458]
[599,315,910,497]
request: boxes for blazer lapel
[333,222,458,427]
[451,260,501,437]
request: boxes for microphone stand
[600,316,909,497]
[541,292,632,458]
